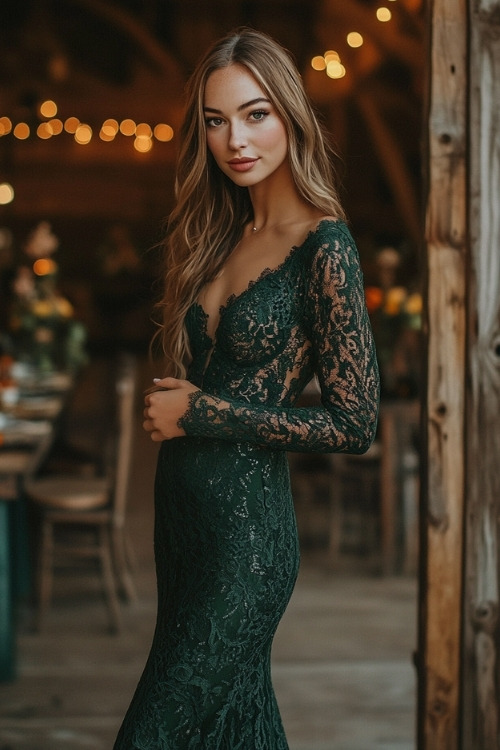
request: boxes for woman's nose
[228,122,248,150]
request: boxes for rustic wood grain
[419,0,467,747]
[463,1,500,746]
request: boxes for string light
[120,119,136,136]
[39,100,57,118]
[347,32,364,48]
[37,122,53,139]
[64,117,80,134]
[74,124,92,144]
[13,123,29,139]
[311,0,397,79]
[33,258,57,276]
[311,55,327,71]
[0,117,12,136]
[48,118,63,135]
[154,123,174,142]
[376,7,392,21]
[0,105,175,151]
[134,135,153,153]
[311,51,345,79]
[136,122,152,137]
[0,183,15,205]
[326,60,346,79]
[324,50,340,63]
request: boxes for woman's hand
[143,377,200,441]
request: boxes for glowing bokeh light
[37,122,53,139]
[13,123,30,139]
[376,7,392,21]
[134,135,153,153]
[74,124,92,144]
[311,56,327,71]
[40,100,58,118]
[33,258,57,276]
[324,50,340,63]
[99,129,115,142]
[0,117,12,136]
[102,118,119,135]
[120,118,136,136]
[154,123,174,142]
[64,117,80,134]
[326,60,346,79]
[347,32,364,48]
[136,122,152,137]
[48,118,63,135]
[0,183,14,205]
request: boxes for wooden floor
[0,356,418,750]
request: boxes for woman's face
[203,63,289,187]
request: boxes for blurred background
[0,2,424,748]
[0,0,424,376]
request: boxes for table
[0,375,71,681]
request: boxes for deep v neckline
[195,219,332,343]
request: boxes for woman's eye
[205,117,224,128]
[250,110,268,121]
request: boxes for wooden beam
[462,1,500,746]
[418,0,467,747]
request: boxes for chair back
[110,354,137,527]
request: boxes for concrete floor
[0,356,418,750]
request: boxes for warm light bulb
[311,56,327,71]
[136,122,152,137]
[347,32,364,48]
[154,123,174,142]
[120,118,136,136]
[39,100,58,118]
[134,135,153,153]
[0,183,14,205]
[64,117,80,134]
[48,118,63,135]
[33,258,57,276]
[74,124,92,144]
[13,123,30,139]
[326,61,346,79]
[99,128,115,142]
[324,50,340,63]
[102,118,119,135]
[37,122,53,139]
[376,7,392,21]
[0,117,12,136]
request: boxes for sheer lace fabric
[113,219,379,749]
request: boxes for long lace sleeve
[179,224,379,453]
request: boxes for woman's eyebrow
[203,97,271,114]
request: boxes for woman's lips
[227,158,259,172]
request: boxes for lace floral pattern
[113,219,379,749]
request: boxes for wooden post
[462,0,500,745]
[418,0,467,746]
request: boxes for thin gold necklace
[251,217,306,234]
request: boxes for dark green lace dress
[113,219,379,749]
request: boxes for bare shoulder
[312,214,344,229]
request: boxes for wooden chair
[26,355,137,633]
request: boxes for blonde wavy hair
[155,27,346,377]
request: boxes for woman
[114,27,379,749]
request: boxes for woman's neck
[248,165,317,234]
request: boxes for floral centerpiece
[9,222,87,373]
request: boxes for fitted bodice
[180,219,380,454]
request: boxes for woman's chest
[187,262,308,369]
